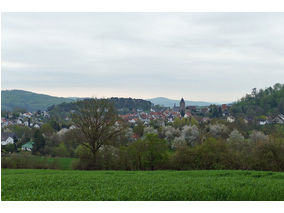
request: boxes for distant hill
[1,90,213,113]
[1,90,74,112]
[147,97,213,107]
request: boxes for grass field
[2,169,284,201]
[45,157,74,170]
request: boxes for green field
[2,169,284,201]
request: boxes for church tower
[180,98,185,117]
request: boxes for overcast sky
[2,12,284,102]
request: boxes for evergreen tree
[32,129,46,155]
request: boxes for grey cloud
[2,12,284,102]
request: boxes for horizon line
[1,88,233,104]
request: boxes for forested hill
[48,98,152,117]
[2,90,153,114]
[110,97,152,112]
[1,90,74,112]
[48,97,152,120]
[48,97,151,112]
[230,83,284,118]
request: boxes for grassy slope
[1,90,73,112]
[2,169,284,201]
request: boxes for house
[201,117,210,123]
[1,118,8,127]
[34,124,40,128]
[1,132,16,145]
[43,111,49,118]
[259,120,268,125]
[23,112,32,118]
[69,125,76,130]
[17,119,23,124]
[272,114,284,124]
[137,109,143,112]
[22,141,34,151]
[227,116,235,123]
[172,104,179,112]
[221,104,228,111]
[129,119,136,124]
[201,107,209,114]
[184,112,191,118]
[57,128,69,136]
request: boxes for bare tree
[72,98,124,167]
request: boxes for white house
[17,119,23,124]
[273,114,284,124]
[23,112,32,118]
[57,128,69,136]
[1,137,14,145]
[259,120,267,125]
[43,111,49,118]
[69,125,76,130]
[227,116,235,123]
[1,132,16,145]
[34,124,40,128]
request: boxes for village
[2,98,284,150]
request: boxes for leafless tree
[72,98,124,167]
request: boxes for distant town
[2,96,284,149]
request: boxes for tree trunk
[91,151,97,170]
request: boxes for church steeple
[180,98,185,117]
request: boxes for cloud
[2,13,284,102]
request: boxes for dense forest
[110,97,152,112]
[48,97,152,121]
[230,83,284,118]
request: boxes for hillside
[230,83,284,118]
[1,90,74,112]
[147,97,212,107]
[48,97,152,120]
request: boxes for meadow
[2,169,284,201]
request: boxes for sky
[1,12,284,103]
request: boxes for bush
[250,138,284,171]
[1,153,49,169]
[72,144,120,170]
[117,134,169,170]
[171,138,238,170]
